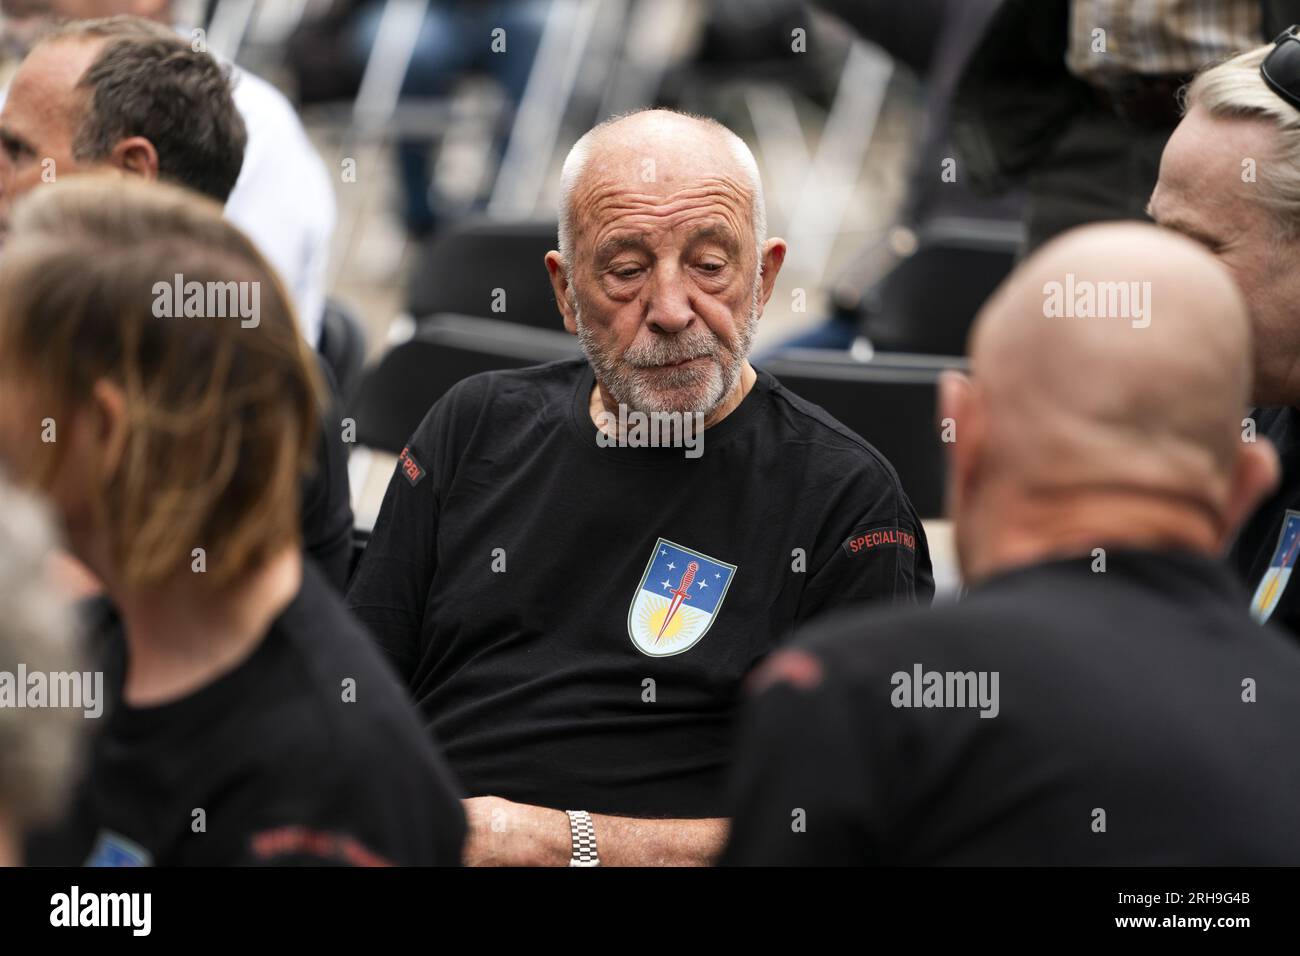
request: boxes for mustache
[622,330,722,368]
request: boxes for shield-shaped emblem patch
[627,538,737,657]
[1251,509,1300,623]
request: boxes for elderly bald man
[723,222,1300,865]
[1148,35,1300,640]
[347,108,933,866]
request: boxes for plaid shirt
[1067,0,1262,83]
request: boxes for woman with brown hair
[3,177,464,866]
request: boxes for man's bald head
[945,222,1277,581]
[544,109,785,421]
[557,109,765,271]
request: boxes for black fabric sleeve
[795,468,935,624]
[345,401,451,685]
[721,649,877,865]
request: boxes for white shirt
[224,65,336,348]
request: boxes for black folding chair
[407,219,564,331]
[759,351,961,519]
[348,314,581,455]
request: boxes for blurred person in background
[1150,33,1300,642]
[0,16,353,591]
[291,0,550,239]
[0,474,83,867]
[953,0,1300,255]
[0,0,336,348]
[764,0,1024,355]
[723,223,1300,865]
[7,178,464,866]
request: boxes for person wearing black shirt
[30,561,463,867]
[724,224,1300,865]
[1,179,464,867]
[348,109,933,866]
[1149,40,1300,640]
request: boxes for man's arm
[462,796,727,867]
[796,480,934,623]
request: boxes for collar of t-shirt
[968,547,1247,606]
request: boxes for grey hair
[557,108,767,269]
[0,473,82,831]
[1185,44,1300,238]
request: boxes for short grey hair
[557,108,767,269]
[0,473,82,831]
[1185,44,1300,237]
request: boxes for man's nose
[644,263,696,334]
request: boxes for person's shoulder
[760,370,911,492]
[254,564,446,766]
[422,358,585,426]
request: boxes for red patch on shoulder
[398,445,425,486]
[841,527,915,557]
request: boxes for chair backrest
[759,353,955,519]
[862,219,1019,356]
[348,314,581,454]
[407,219,564,331]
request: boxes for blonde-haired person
[3,177,464,866]
[1149,31,1300,641]
[0,473,84,866]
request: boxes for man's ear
[544,250,578,335]
[87,378,129,485]
[757,238,787,310]
[107,136,160,182]
[937,370,982,516]
[1220,439,1281,550]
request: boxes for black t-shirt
[723,549,1300,865]
[1231,405,1300,640]
[27,561,465,866]
[346,358,933,818]
[302,358,354,592]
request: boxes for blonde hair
[0,177,321,590]
[1185,44,1300,236]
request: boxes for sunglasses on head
[1262,25,1300,110]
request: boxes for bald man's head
[557,109,766,270]
[544,109,785,419]
[943,222,1277,581]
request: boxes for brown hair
[40,15,247,202]
[0,176,321,591]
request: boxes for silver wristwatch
[566,810,600,867]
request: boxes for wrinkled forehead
[570,138,754,252]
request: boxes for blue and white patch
[1251,509,1300,623]
[627,538,737,657]
[86,830,152,867]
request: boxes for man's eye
[613,267,643,279]
[697,262,724,273]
